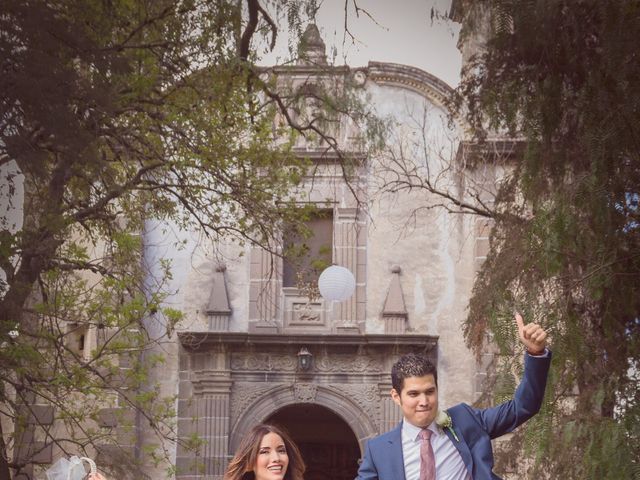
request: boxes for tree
[0,1,379,478]
[449,1,640,478]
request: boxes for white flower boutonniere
[435,410,459,442]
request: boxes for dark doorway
[266,403,360,480]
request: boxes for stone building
[0,22,501,480]
[130,25,498,480]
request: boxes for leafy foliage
[0,0,380,478]
[454,0,640,477]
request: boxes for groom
[356,313,551,480]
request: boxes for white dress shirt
[401,419,471,480]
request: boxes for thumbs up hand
[515,312,547,355]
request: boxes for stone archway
[267,403,360,480]
[178,333,436,479]
[229,384,378,455]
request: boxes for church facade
[134,26,499,480]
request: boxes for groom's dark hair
[391,353,438,392]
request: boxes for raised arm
[473,313,552,438]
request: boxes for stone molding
[366,62,459,123]
[229,383,379,454]
[230,383,285,425]
[314,354,383,373]
[328,384,381,429]
[454,139,525,165]
[230,353,297,372]
[228,351,385,374]
[191,377,232,396]
[179,331,438,350]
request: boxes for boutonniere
[435,410,459,442]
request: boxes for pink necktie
[419,428,436,480]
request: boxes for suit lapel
[444,426,473,478]
[387,423,406,480]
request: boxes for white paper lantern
[318,265,356,302]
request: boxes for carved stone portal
[177,331,437,480]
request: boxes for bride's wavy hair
[224,423,305,480]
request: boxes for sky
[262,0,462,88]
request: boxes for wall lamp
[297,347,313,372]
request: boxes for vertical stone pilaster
[474,217,493,272]
[248,247,279,333]
[378,383,402,434]
[208,315,229,332]
[177,346,232,480]
[335,208,360,332]
[176,351,196,479]
[197,393,231,478]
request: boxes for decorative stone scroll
[230,353,297,372]
[315,354,383,373]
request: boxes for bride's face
[253,432,289,480]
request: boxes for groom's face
[391,374,439,428]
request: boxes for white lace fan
[45,455,97,480]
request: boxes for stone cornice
[292,148,367,164]
[262,65,351,76]
[263,61,462,128]
[365,61,455,113]
[178,331,438,351]
[455,139,525,166]
[263,61,456,116]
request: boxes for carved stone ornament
[353,70,367,86]
[329,384,381,428]
[293,383,318,403]
[230,383,284,424]
[231,353,297,372]
[293,303,322,324]
[315,354,383,373]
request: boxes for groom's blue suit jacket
[355,352,551,480]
